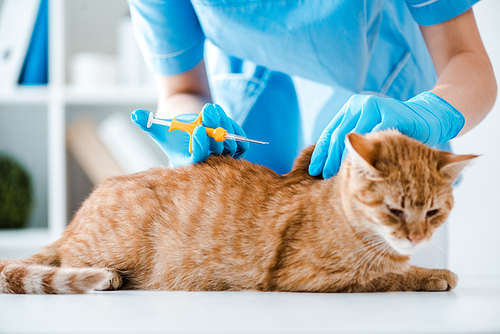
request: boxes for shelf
[64,85,157,106]
[0,0,161,252]
[0,85,158,107]
[0,228,57,260]
[0,86,48,105]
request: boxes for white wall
[448,0,500,284]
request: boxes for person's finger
[349,101,381,135]
[229,118,250,159]
[308,110,346,176]
[403,105,435,145]
[371,111,409,135]
[191,125,210,163]
[213,104,237,156]
[309,138,329,176]
[130,109,151,130]
[200,104,224,155]
[320,103,365,178]
[371,121,397,134]
[174,113,199,123]
[321,134,345,178]
[131,109,167,141]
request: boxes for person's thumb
[191,125,210,163]
[130,109,152,132]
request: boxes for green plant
[0,155,33,229]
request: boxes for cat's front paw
[422,269,458,291]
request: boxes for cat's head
[341,130,477,256]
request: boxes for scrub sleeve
[405,0,480,26]
[127,0,204,76]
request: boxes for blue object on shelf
[18,0,48,85]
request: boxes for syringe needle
[240,138,270,145]
[225,133,269,145]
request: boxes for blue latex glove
[309,92,465,178]
[131,103,249,167]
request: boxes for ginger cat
[0,130,476,294]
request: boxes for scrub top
[127,0,479,173]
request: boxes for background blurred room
[0,0,498,288]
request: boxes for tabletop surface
[1,285,499,334]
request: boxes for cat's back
[61,149,323,290]
[85,143,318,206]
[68,154,284,233]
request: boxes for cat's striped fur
[0,261,109,294]
[0,130,476,294]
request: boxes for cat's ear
[346,133,381,179]
[437,152,478,181]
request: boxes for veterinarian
[129,0,496,177]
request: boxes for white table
[1,286,499,334]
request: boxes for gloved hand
[131,103,249,167]
[309,92,465,178]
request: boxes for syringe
[146,112,269,153]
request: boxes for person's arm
[154,60,212,119]
[132,59,249,166]
[309,8,497,178]
[127,0,249,166]
[127,0,210,115]
[422,8,497,135]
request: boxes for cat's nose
[407,235,424,245]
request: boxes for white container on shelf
[70,52,118,88]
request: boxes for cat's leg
[353,266,458,292]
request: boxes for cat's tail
[0,260,111,294]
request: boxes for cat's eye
[426,209,440,218]
[387,206,405,220]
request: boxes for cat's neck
[339,160,410,262]
[321,162,409,263]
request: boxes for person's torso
[192,0,436,99]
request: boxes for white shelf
[0,0,158,257]
[0,85,157,106]
[0,86,48,105]
[64,85,157,105]
[0,229,57,260]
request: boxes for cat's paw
[96,268,123,291]
[422,269,458,291]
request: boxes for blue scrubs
[127,0,479,174]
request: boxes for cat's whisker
[428,240,448,256]
[355,249,376,266]
[427,241,452,266]
[361,235,386,248]
[365,239,390,255]
[436,237,468,270]
[361,244,392,281]
[353,238,390,272]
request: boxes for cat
[0,130,476,294]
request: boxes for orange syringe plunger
[169,113,228,153]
